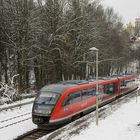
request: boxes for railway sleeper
[27,136,39,139]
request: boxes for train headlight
[33,105,51,115]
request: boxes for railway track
[0,112,32,129]
[14,88,139,140]
[1,112,31,123]
[14,128,54,140]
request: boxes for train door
[81,88,96,108]
[61,94,74,117]
[70,91,82,113]
[61,91,82,118]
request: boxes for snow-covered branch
[0,74,19,104]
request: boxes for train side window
[82,88,96,100]
[62,91,82,106]
[104,84,114,94]
[72,91,82,103]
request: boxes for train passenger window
[72,91,82,103]
[104,84,114,94]
[82,88,96,100]
[62,91,82,106]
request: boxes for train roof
[60,80,89,85]
[40,74,137,93]
[40,84,74,94]
[40,80,89,94]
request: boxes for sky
[102,0,140,24]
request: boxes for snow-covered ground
[0,102,36,140]
[70,96,140,140]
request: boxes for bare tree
[0,0,133,94]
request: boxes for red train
[32,74,138,128]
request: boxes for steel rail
[1,112,31,123]
[14,129,53,140]
[0,117,32,129]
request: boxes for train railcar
[32,74,138,128]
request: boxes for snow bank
[0,103,36,140]
[70,96,140,140]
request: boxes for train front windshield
[35,91,59,104]
[33,91,60,115]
